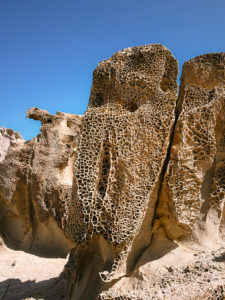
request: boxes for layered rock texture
[0,45,224,299]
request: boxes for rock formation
[65,44,179,298]
[0,45,224,299]
[155,53,225,248]
[65,46,225,299]
[0,109,83,257]
[0,126,24,162]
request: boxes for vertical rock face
[0,108,83,257]
[0,127,24,162]
[66,44,179,298]
[155,53,225,247]
[66,48,225,299]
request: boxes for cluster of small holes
[69,109,177,246]
[89,44,178,111]
[162,52,225,226]
[203,286,224,300]
[68,44,178,254]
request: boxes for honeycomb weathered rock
[0,45,224,300]
[66,48,225,300]
[66,44,179,298]
[155,53,225,248]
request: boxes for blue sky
[0,0,225,140]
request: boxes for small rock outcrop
[0,108,83,257]
[0,45,224,300]
[0,126,24,162]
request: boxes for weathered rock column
[155,53,225,248]
[66,44,178,299]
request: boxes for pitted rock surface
[66,44,179,297]
[66,47,225,299]
[0,108,83,257]
[155,53,225,247]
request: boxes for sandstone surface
[0,45,224,300]
[65,47,225,299]
[155,53,225,249]
[0,109,83,257]
[66,44,179,299]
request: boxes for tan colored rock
[155,53,225,249]
[0,126,24,162]
[66,44,179,299]
[65,48,225,299]
[0,108,83,257]
[0,46,224,300]
[99,246,225,300]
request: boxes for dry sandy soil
[0,239,66,300]
[0,236,225,300]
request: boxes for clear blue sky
[0,0,225,140]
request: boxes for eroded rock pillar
[155,53,225,249]
[66,44,178,299]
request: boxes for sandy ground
[0,237,225,300]
[0,240,66,300]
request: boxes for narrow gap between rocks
[127,91,182,274]
[151,95,181,229]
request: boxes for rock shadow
[0,274,66,300]
[212,252,225,262]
